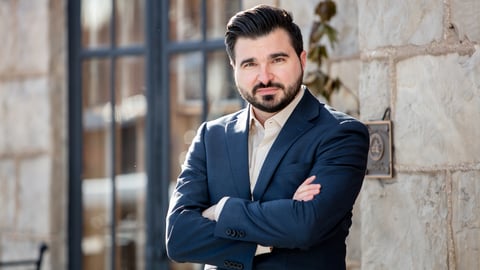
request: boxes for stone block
[451,0,480,42]
[0,238,41,262]
[0,160,15,230]
[395,54,480,167]
[0,2,16,74]
[280,0,318,49]
[15,0,49,74]
[452,170,480,270]
[242,0,277,10]
[358,60,391,121]
[17,155,51,235]
[0,78,51,153]
[330,0,359,57]
[330,60,361,117]
[361,173,448,270]
[346,192,362,266]
[358,0,443,49]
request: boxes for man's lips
[256,87,279,96]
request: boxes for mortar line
[445,170,456,270]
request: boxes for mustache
[252,82,285,94]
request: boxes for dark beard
[242,73,303,113]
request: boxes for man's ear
[300,50,307,69]
[230,59,235,69]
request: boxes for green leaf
[324,24,338,45]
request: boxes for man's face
[232,28,307,113]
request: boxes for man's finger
[301,175,316,186]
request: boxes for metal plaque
[364,120,393,178]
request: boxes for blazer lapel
[252,90,320,200]
[225,109,252,200]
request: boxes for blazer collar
[225,108,252,199]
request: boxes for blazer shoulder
[320,104,360,124]
[204,108,248,129]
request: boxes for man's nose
[257,64,273,85]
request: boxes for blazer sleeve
[166,122,257,269]
[214,119,370,250]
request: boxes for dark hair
[225,5,304,63]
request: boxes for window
[69,1,242,269]
[167,0,242,205]
[69,0,147,269]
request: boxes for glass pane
[115,56,147,269]
[169,52,203,190]
[82,58,112,270]
[82,59,111,109]
[115,56,146,106]
[116,164,146,270]
[206,0,242,39]
[116,0,145,46]
[171,52,203,104]
[82,0,112,48]
[207,50,242,119]
[169,0,202,42]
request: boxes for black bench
[0,243,48,270]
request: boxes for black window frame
[68,0,156,269]
[68,1,241,270]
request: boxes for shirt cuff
[255,245,272,256]
[214,196,230,221]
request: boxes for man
[166,5,369,270]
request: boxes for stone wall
[327,0,479,269]
[0,0,68,269]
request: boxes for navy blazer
[166,89,370,270]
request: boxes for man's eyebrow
[239,57,255,67]
[270,52,289,59]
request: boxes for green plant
[304,0,341,102]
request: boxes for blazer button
[226,228,234,237]
[238,230,245,238]
[224,260,244,270]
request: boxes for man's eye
[243,62,256,68]
[272,58,286,63]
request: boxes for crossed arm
[201,175,321,255]
[202,175,321,221]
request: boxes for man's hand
[293,175,321,201]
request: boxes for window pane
[116,0,145,46]
[115,56,147,269]
[116,171,146,270]
[115,56,146,106]
[82,57,112,270]
[82,59,111,109]
[169,0,202,42]
[206,50,242,119]
[169,52,203,188]
[206,0,241,39]
[171,52,203,104]
[82,0,112,48]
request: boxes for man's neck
[252,109,277,126]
